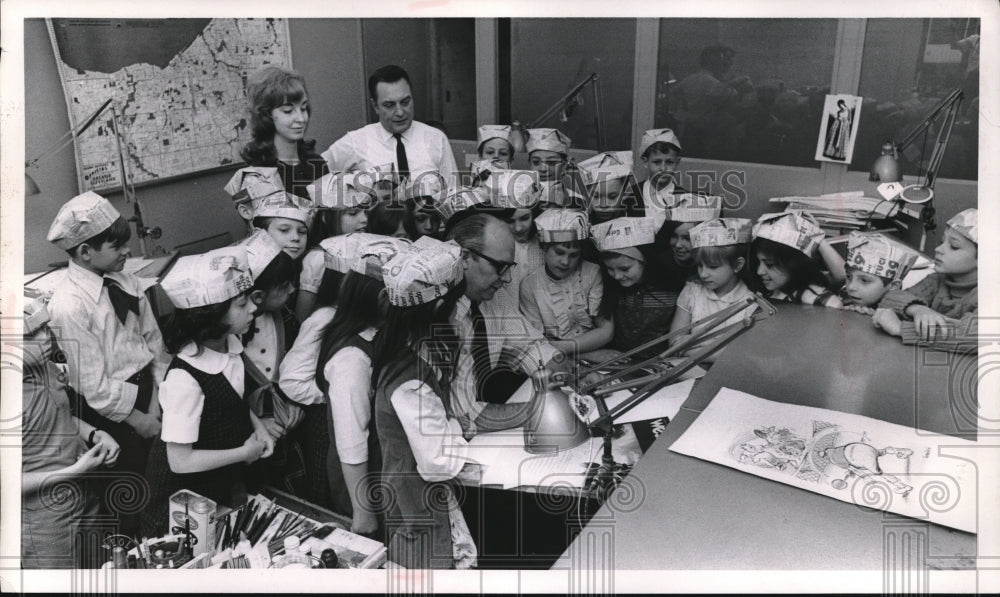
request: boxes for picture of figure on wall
[815,94,862,164]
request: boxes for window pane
[655,18,838,167]
[851,18,978,181]
[510,18,635,151]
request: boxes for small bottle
[108,546,128,569]
[320,549,339,569]
[283,536,301,555]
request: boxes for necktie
[468,301,524,404]
[103,278,139,325]
[393,133,410,179]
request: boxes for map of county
[49,18,293,193]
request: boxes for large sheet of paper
[669,387,977,533]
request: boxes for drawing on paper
[729,422,914,496]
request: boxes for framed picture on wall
[815,93,862,164]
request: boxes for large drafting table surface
[555,304,977,570]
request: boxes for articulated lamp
[509,72,606,154]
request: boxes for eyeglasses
[466,246,517,276]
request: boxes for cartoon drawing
[730,421,913,497]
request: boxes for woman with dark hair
[241,66,328,198]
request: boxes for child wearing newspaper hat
[371,237,478,569]
[874,209,977,352]
[669,218,757,358]
[519,209,611,358]
[750,211,845,308]
[578,151,644,225]
[140,246,274,537]
[840,231,920,315]
[592,216,678,361]
[526,128,586,209]
[656,193,724,292]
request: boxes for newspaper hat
[350,163,398,193]
[160,246,254,309]
[526,128,571,154]
[46,192,122,250]
[638,128,682,158]
[234,228,284,281]
[591,216,658,261]
[477,125,516,152]
[946,208,978,243]
[320,232,394,274]
[382,237,464,306]
[483,169,541,210]
[352,236,413,281]
[306,172,375,210]
[23,292,51,335]
[665,193,722,222]
[690,218,753,249]
[253,191,316,226]
[470,158,510,179]
[535,209,589,243]
[537,180,586,209]
[577,151,635,186]
[752,211,825,258]
[437,187,493,224]
[404,171,448,205]
[224,167,285,220]
[845,232,920,282]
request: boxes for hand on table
[909,306,951,341]
[842,303,876,316]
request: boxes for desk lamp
[25,98,162,256]
[576,294,777,503]
[869,88,964,250]
[509,72,606,154]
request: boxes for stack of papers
[769,191,902,232]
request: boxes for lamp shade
[869,142,902,183]
[523,376,591,454]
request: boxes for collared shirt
[449,294,558,429]
[159,336,245,444]
[299,248,326,294]
[243,310,285,381]
[322,121,458,190]
[278,306,336,406]
[676,280,756,355]
[519,261,603,341]
[46,260,169,422]
[326,328,377,465]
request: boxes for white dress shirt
[278,306,337,405]
[159,336,245,444]
[46,260,169,422]
[325,328,377,465]
[322,121,458,189]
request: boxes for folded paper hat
[477,125,516,150]
[46,192,122,250]
[526,128,571,154]
[577,151,635,186]
[690,218,753,248]
[160,246,254,309]
[306,172,375,210]
[946,208,977,243]
[538,180,585,208]
[224,167,285,219]
[437,187,492,223]
[665,193,722,222]
[405,171,448,204]
[352,236,413,281]
[234,228,283,281]
[23,292,51,335]
[321,232,398,274]
[752,211,825,258]
[535,209,590,243]
[845,232,919,282]
[350,163,398,192]
[382,236,464,306]
[470,158,510,179]
[591,216,658,261]
[483,169,541,210]
[638,128,682,159]
[252,190,316,226]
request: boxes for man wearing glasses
[446,214,569,436]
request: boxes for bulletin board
[47,18,293,193]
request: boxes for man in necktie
[446,214,571,436]
[322,65,458,189]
